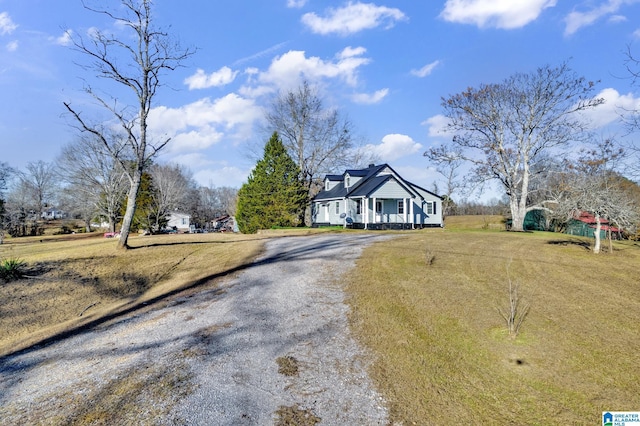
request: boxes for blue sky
[1,0,640,198]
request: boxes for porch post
[402,198,409,223]
[363,197,368,229]
[372,197,377,224]
[410,198,415,229]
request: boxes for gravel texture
[0,233,392,425]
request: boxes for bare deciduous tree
[147,163,194,231]
[0,162,13,244]
[57,136,128,232]
[266,80,355,190]
[621,46,640,180]
[432,63,604,231]
[424,145,465,217]
[63,0,193,248]
[557,139,638,253]
[19,161,58,219]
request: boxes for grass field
[2,217,639,424]
[345,216,640,424]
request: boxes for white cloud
[411,60,441,78]
[581,87,640,128]
[170,128,224,151]
[0,12,17,35]
[634,28,640,39]
[184,66,238,90]
[169,153,215,169]
[422,114,453,138]
[287,0,308,8]
[6,40,17,52]
[364,134,423,162]
[351,88,388,104]
[148,94,263,153]
[301,2,407,36]
[564,0,639,36]
[257,48,371,89]
[53,30,73,46]
[151,94,262,132]
[193,165,250,188]
[440,0,557,29]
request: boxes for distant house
[167,212,191,232]
[566,211,621,239]
[41,208,65,220]
[311,163,443,230]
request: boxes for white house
[312,163,443,229]
[167,212,191,232]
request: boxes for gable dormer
[344,173,351,189]
[324,174,343,192]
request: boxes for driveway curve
[0,233,392,425]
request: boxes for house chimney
[368,163,375,168]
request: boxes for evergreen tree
[236,132,307,234]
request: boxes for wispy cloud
[440,0,556,29]
[411,60,441,77]
[287,0,308,8]
[5,40,17,51]
[53,30,73,46]
[351,88,389,104]
[301,2,407,36]
[184,66,239,90]
[232,41,289,66]
[0,11,18,35]
[564,0,640,36]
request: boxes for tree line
[0,156,238,242]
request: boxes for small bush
[0,257,26,281]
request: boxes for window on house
[345,176,350,188]
[426,202,433,215]
[355,199,361,215]
[182,217,187,225]
[335,201,340,214]
[325,180,329,191]
[397,200,404,214]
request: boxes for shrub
[0,257,26,281]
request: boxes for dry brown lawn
[0,231,279,356]
[346,217,640,424]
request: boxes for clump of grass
[276,355,299,376]
[275,404,320,426]
[425,246,436,266]
[0,257,26,281]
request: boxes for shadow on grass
[547,239,592,250]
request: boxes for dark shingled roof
[347,175,391,197]
[313,163,443,202]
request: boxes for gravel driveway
[0,233,392,425]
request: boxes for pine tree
[236,132,307,234]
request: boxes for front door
[375,200,383,222]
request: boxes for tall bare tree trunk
[510,196,525,231]
[593,214,601,254]
[119,171,142,249]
